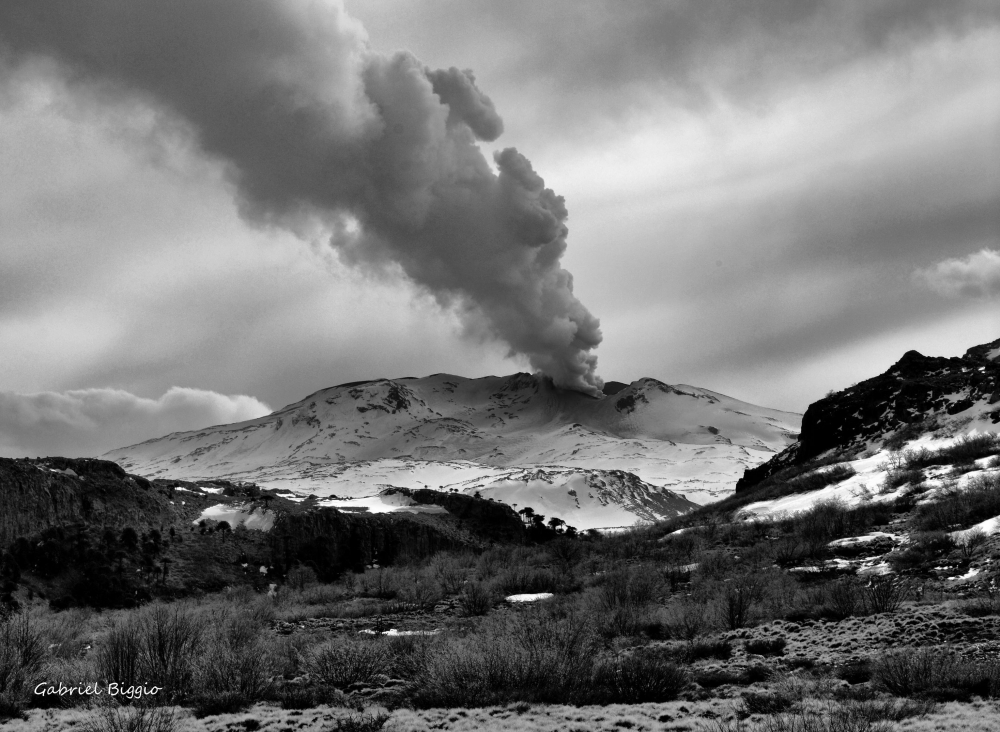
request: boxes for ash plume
[0,0,603,394]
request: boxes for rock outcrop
[737,338,1000,492]
[0,457,172,546]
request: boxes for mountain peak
[105,370,801,518]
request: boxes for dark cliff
[737,338,1000,493]
[0,457,173,546]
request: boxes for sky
[0,0,998,458]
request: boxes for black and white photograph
[0,1,999,730]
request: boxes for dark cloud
[351,0,1000,123]
[0,387,270,458]
[0,0,603,394]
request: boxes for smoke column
[0,0,603,394]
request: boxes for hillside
[738,336,1000,493]
[105,373,801,528]
[0,456,529,611]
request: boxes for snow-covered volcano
[105,373,801,529]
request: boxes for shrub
[835,660,872,685]
[960,585,1000,617]
[714,698,930,732]
[190,691,251,719]
[83,699,176,732]
[907,433,1000,469]
[0,613,45,720]
[881,467,924,493]
[190,608,272,714]
[745,638,786,656]
[657,599,710,640]
[873,646,1000,701]
[685,638,733,662]
[358,568,399,600]
[739,690,795,716]
[285,564,319,590]
[591,652,689,703]
[397,569,443,610]
[861,575,912,615]
[886,533,955,574]
[430,555,466,595]
[714,573,767,630]
[458,582,495,616]
[884,422,925,452]
[825,578,863,619]
[494,566,561,596]
[694,667,760,689]
[95,604,205,700]
[411,606,598,707]
[959,528,988,559]
[592,565,665,638]
[306,637,393,689]
[269,684,344,710]
[914,472,1000,532]
[385,633,438,679]
[329,712,392,732]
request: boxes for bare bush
[0,613,45,719]
[873,646,1000,700]
[430,555,466,595]
[714,573,767,630]
[591,652,688,703]
[190,608,272,713]
[83,699,176,732]
[358,568,399,599]
[458,582,495,616]
[397,568,443,610]
[959,528,988,560]
[95,604,206,701]
[412,606,598,707]
[657,599,710,640]
[307,636,393,689]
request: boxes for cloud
[916,249,1000,298]
[0,0,603,394]
[0,387,271,458]
[351,0,1000,130]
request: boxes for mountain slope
[738,337,1000,493]
[105,373,800,528]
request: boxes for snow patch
[951,515,1000,542]
[947,567,981,581]
[358,629,441,636]
[505,593,554,603]
[194,503,275,531]
[320,492,449,515]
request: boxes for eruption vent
[0,0,603,394]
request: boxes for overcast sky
[1,0,998,458]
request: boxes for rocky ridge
[738,337,1000,492]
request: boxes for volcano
[105,372,800,530]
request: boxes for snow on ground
[194,503,275,530]
[505,593,554,603]
[739,433,1000,520]
[358,629,441,636]
[947,567,981,581]
[952,515,1000,542]
[319,492,449,515]
[827,531,903,548]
